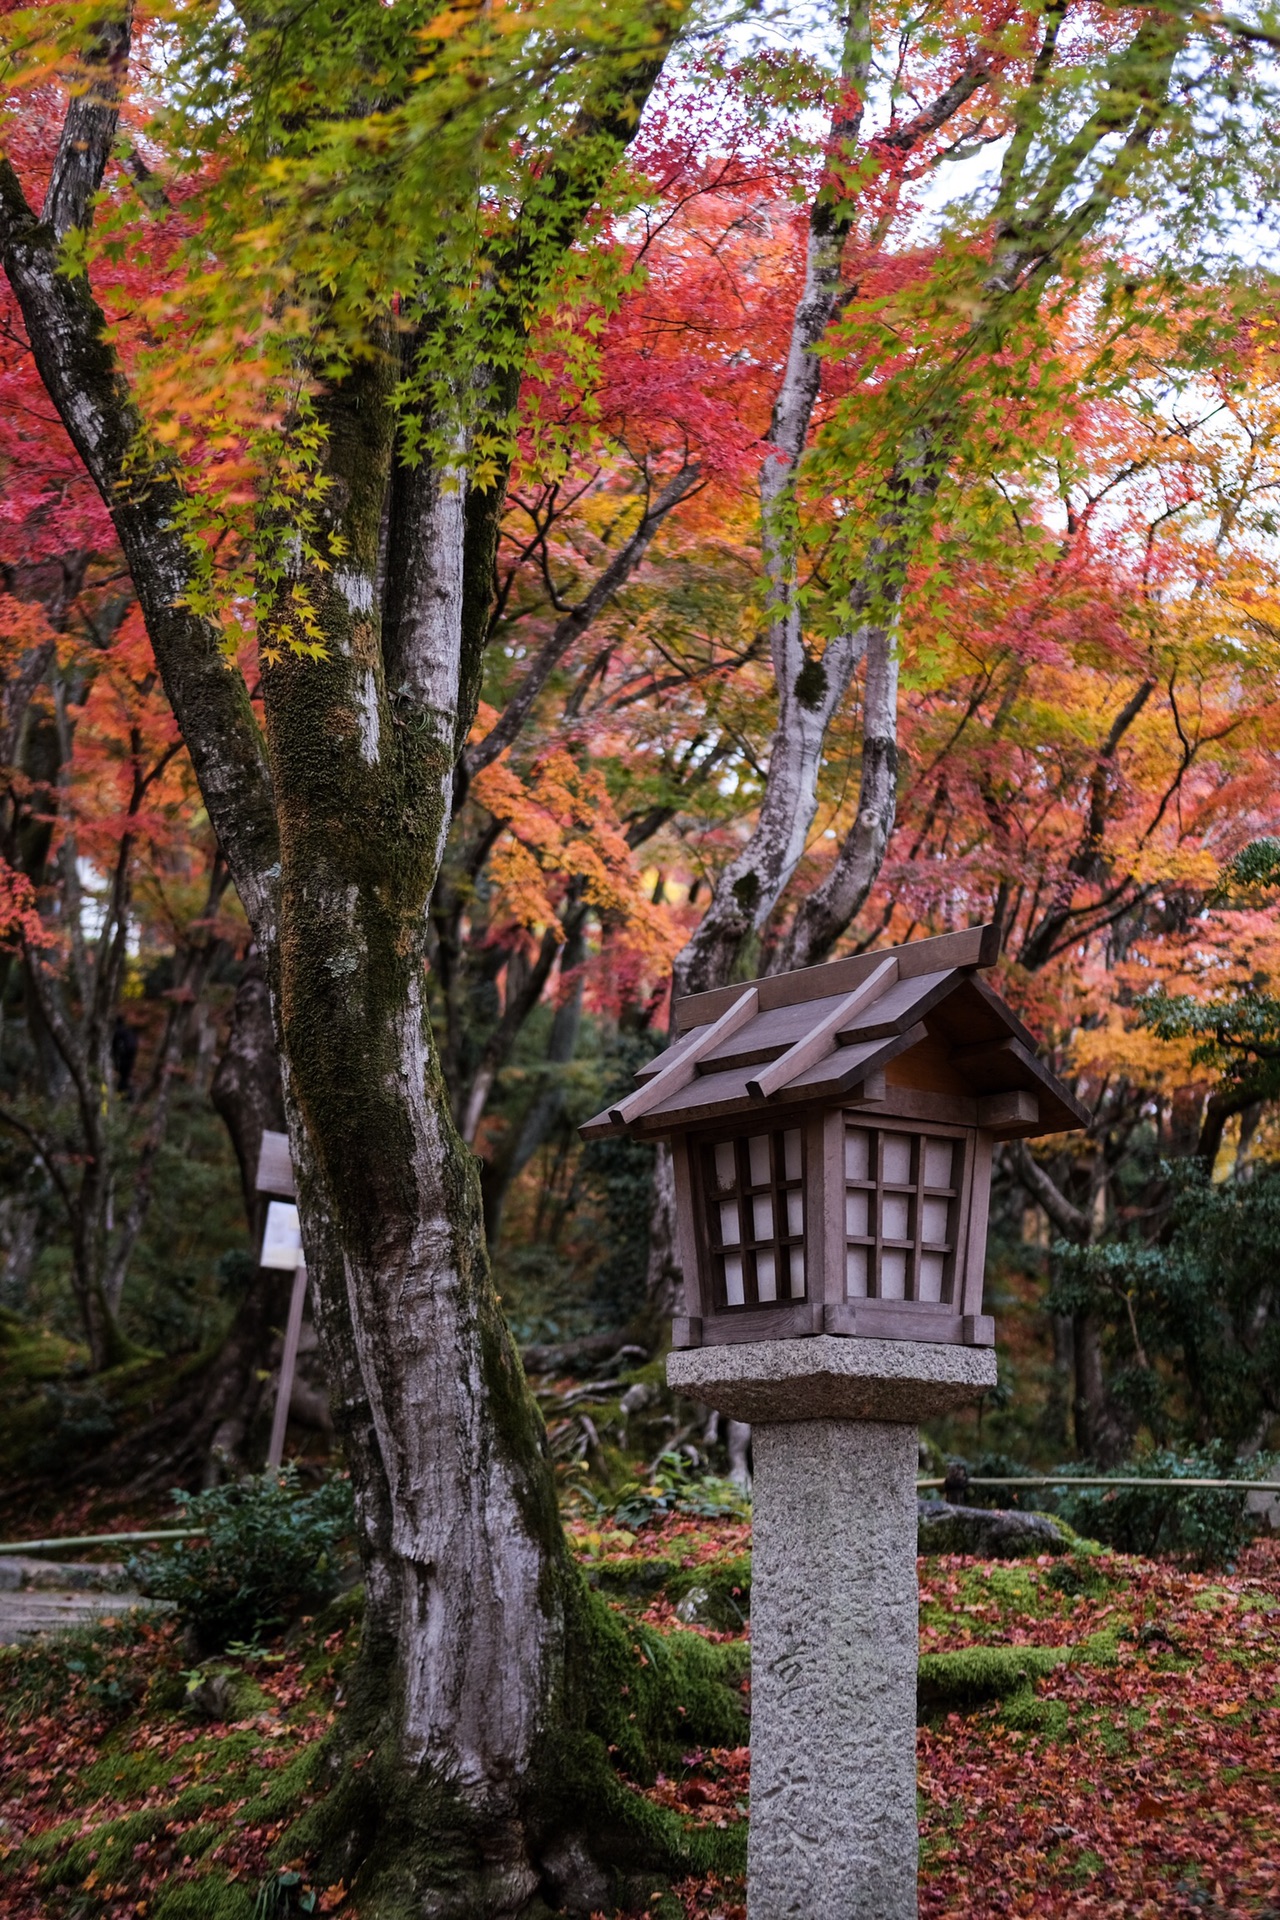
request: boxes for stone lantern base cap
[666,1333,997,1424]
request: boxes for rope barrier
[916,1476,1280,1494]
[0,1529,202,1555]
[1,1478,1277,1557]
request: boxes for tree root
[286,1581,748,1918]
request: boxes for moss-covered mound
[587,1552,752,1632]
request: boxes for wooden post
[256,1129,305,1471]
[266,1262,308,1471]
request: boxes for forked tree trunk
[0,12,748,1910]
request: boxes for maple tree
[0,243,242,1370]
[440,45,1280,1391]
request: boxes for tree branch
[466,461,703,776]
[0,1103,75,1220]
[1010,1139,1091,1242]
[1019,678,1156,970]
[42,6,134,244]
[0,144,278,937]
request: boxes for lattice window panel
[704,1129,806,1308]
[844,1126,959,1304]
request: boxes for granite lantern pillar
[580,925,1087,1920]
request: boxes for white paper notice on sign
[261,1199,303,1270]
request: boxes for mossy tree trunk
[0,9,722,1912]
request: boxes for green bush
[130,1468,354,1653]
[601,1452,750,1531]
[1050,1449,1274,1569]
[1050,1163,1280,1450]
[23,1379,117,1474]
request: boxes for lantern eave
[579,925,1087,1144]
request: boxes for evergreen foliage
[1051,1450,1271,1570]
[1051,1165,1280,1448]
[580,1030,659,1327]
[130,1469,354,1653]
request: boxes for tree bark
[211,948,288,1251]
[776,580,903,973]
[1196,1083,1258,1170]
[1009,1142,1129,1463]
[481,919,587,1245]
[1,7,742,1908]
[1071,1314,1128,1467]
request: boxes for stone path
[0,1557,169,1644]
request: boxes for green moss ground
[4,1509,1279,1919]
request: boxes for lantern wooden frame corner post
[581,925,1087,1920]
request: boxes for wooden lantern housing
[580,926,1086,1352]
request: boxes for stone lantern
[581,924,1086,1920]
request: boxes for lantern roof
[581,924,1088,1141]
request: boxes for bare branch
[0,1103,75,1220]
[1009,1139,1092,1242]
[466,461,703,775]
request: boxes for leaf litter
[1,1524,1277,1916]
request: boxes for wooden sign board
[261,1199,303,1271]
[255,1129,296,1198]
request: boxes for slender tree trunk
[1072,1313,1127,1466]
[643,1141,681,1328]
[104,864,232,1312]
[1010,1143,1130,1463]
[778,614,903,972]
[481,920,587,1245]
[211,948,287,1249]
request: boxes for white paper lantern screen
[843,1125,960,1305]
[704,1123,964,1313]
[705,1128,806,1309]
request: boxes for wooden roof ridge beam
[673,922,999,1032]
[746,956,898,1102]
[607,985,760,1127]
[633,1023,702,1084]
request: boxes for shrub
[23,1380,117,1474]
[602,1452,750,1531]
[130,1467,354,1653]
[1049,1448,1275,1569]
